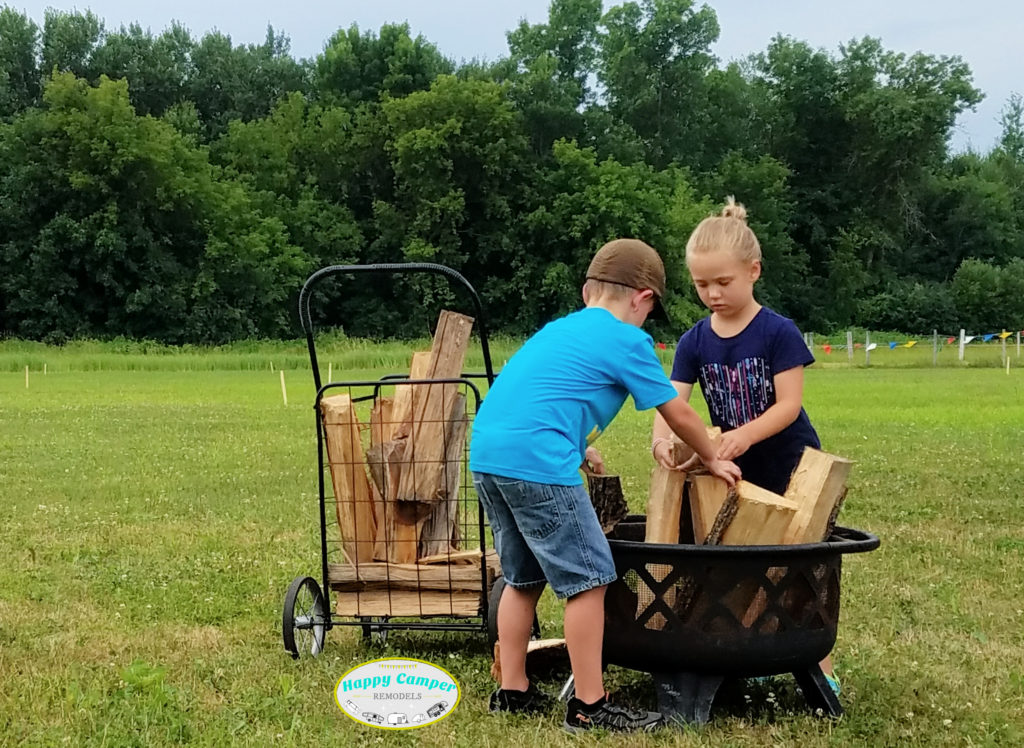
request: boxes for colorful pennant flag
[656,342,666,350]
[964,336,975,345]
[904,341,917,348]
[823,343,832,354]
[946,336,955,344]
[983,333,995,342]
[889,341,898,349]
[999,331,1012,339]
[866,343,878,351]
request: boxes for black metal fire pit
[602,518,879,725]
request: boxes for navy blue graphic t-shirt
[671,307,820,494]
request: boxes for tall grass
[2,334,1020,372]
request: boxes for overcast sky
[8,1,1018,152]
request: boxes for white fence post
[933,330,938,367]
[958,329,966,362]
[847,330,853,364]
[865,332,871,366]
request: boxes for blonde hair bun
[720,196,748,223]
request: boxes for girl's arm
[717,366,805,461]
[651,381,693,469]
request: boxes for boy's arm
[656,396,741,485]
[717,366,805,460]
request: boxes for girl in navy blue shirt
[651,197,839,693]
[651,197,819,492]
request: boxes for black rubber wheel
[282,576,326,659]
[486,576,541,650]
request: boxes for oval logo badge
[335,657,460,729]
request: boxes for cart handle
[298,263,495,393]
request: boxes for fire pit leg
[792,664,843,718]
[652,671,724,726]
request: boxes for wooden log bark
[320,394,377,563]
[586,473,629,534]
[644,440,690,544]
[717,481,799,546]
[783,448,854,544]
[639,441,689,630]
[396,311,474,502]
[369,396,394,447]
[368,353,430,562]
[418,548,495,565]
[419,393,468,558]
[328,556,499,592]
[689,474,731,545]
[335,589,480,617]
[491,639,568,683]
[392,352,432,440]
[366,440,420,563]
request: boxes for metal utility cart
[282,263,503,657]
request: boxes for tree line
[2,1,1023,344]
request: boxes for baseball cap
[586,238,668,320]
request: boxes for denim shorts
[472,472,617,599]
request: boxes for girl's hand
[653,440,682,470]
[584,446,606,474]
[717,427,753,461]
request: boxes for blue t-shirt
[470,307,678,485]
[671,307,820,494]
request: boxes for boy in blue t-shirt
[471,239,741,733]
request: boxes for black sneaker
[564,694,663,733]
[489,682,554,715]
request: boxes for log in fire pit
[602,517,879,725]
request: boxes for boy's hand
[706,458,741,486]
[717,427,752,461]
[583,446,606,474]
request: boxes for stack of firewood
[633,431,852,629]
[318,310,500,617]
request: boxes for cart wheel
[360,617,389,645]
[283,576,326,659]
[487,576,541,650]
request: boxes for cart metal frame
[282,263,499,657]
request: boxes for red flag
[946,336,955,344]
[656,342,666,350]
[823,343,832,354]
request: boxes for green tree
[599,0,720,169]
[188,27,307,139]
[380,75,534,333]
[0,73,309,342]
[997,92,1024,161]
[0,7,41,117]
[88,22,194,117]
[313,23,451,109]
[41,9,102,78]
[952,258,1001,331]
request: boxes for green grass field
[1,343,1023,746]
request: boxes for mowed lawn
[1,354,1023,747]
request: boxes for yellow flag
[999,331,1012,339]
[903,341,917,348]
